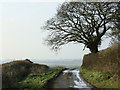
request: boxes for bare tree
[110,2,120,45]
[43,2,118,53]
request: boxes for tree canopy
[109,2,120,45]
[43,2,119,53]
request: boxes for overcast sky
[0,0,111,61]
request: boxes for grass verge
[80,68,119,88]
[14,67,66,89]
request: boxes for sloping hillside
[80,44,120,88]
[2,59,49,88]
[81,44,119,74]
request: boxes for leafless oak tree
[43,2,119,53]
[110,2,120,45]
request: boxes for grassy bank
[2,60,49,88]
[14,67,66,89]
[80,68,119,88]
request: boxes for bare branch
[43,2,118,53]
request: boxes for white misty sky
[0,0,110,61]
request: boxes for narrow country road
[47,69,93,89]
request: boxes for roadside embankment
[14,67,66,89]
[80,44,120,88]
[2,59,49,88]
[2,59,66,89]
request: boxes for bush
[2,60,49,88]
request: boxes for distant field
[1,59,82,69]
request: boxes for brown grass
[2,60,49,88]
[81,44,120,75]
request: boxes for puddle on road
[48,69,92,89]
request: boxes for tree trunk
[89,45,98,53]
